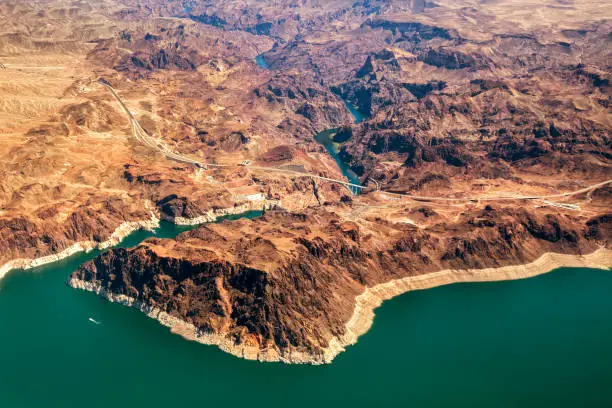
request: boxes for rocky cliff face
[239,3,611,192]
[70,206,610,362]
[330,19,612,188]
[254,72,353,136]
[3,0,611,365]
[0,198,154,269]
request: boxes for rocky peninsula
[69,207,611,363]
[0,0,610,367]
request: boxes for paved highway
[99,79,611,203]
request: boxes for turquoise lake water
[0,214,610,407]
[255,51,364,190]
[314,128,361,189]
[342,99,366,124]
[255,54,270,70]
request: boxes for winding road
[99,79,611,203]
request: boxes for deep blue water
[1,233,610,408]
[255,54,270,70]
[314,128,361,189]
[342,99,366,124]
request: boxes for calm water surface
[317,97,366,189]
[256,51,364,189]
[342,99,366,124]
[315,128,361,188]
[0,214,610,407]
[255,54,270,70]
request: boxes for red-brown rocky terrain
[70,205,610,362]
[0,0,610,362]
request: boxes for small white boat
[88,317,101,325]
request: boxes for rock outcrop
[69,206,611,363]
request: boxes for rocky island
[0,0,610,366]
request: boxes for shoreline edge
[69,247,611,365]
